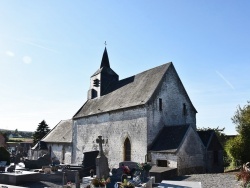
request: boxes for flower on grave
[137,162,152,171]
[120,179,135,188]
[91,177,110,187]
[121,164,130,175]
[66,181,75,188]
[90,169,94,177]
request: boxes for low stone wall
[178,166,204,175]
[149,167,177,183]
[0,171,40,185]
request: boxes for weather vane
[104,41,107,47]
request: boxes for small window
[62,146,65,164]
[183,103,187,116]
[91,89,97,98]
[159,98,162,111]
[157,160,168,167]
[93,79,100,87]
[49,146,52,157]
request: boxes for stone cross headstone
[62,172,67,186]
[96,135,105,157]
[95,135,109,179]
[75,171,80,188]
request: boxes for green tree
[197,126,226,145]
[0,131,9,143]
[0,147,10,164]
[225,136,244,165]
[197,126,231,168]
[226,101,250,165]
[33,120,50,144]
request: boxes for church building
[69,47,205,175]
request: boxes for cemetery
[0,135,210,188]
[0,136,158,188]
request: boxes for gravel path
[169,173,241,188]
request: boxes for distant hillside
[0,129,33,138]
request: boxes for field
[8,138,33,143]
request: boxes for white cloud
[22,56,32,64]
[16,38,59,53]
[215,70,235,90]
[5,50,15,57]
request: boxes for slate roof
[31,141,48,150]
[100,47,110,68]
[92,48,118,77]
[197,130,214,147]
[92,66,118,77]
[42,119,72,143]
[74,62,172,119]
[197,130,223,151]
[150,125,190,153]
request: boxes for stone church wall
[205,133,224,173]
[205,150,224,173]
[72,107,148,168]
[147,64,197,145]
[47,143,72,164]
[177,128,205,175]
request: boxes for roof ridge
[145,62,172,104]
[136,62,171,76]
[61,119,72,122]
[74,62,172,119]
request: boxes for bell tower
[88,47,119,99]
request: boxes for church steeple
[87,47,119,100]
[100,47,110,68]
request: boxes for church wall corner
[177,128,205,175]
[147,64,197,146]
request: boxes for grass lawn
[8,138,33,142]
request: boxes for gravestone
[119,161,138,170]
[96,135,109,179]
[82,150,99,176]
[160,180,201,188]
[15,153,23,164]
[24,153,51,169]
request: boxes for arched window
[124,138,131,161]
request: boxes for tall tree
[33,120,50,144]
[225,101,250,165]
[14,129,18,135]
[197,126,226,145]
[0,131,9,143]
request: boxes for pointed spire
[100,47,110,68]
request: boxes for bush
[236,168,250,187]
[0,147,10,165]
[231,102,250,164]
[225,136,244,167]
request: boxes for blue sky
[0,1,249,134]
